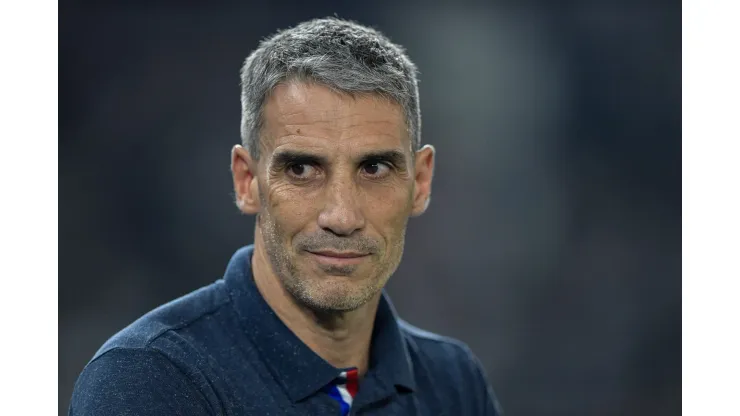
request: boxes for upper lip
[309,250,368,258]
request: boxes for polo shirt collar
[223,245,416,403]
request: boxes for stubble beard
[257,209,406,314]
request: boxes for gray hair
[239,17,421,160]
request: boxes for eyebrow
[271,150,328,168]
[271,149,408,170]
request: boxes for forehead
[261,81,408,153]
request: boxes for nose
[317,175,365,236]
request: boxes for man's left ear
[411,144,435,217]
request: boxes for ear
[231,145,261,215]
[411,144,435,217]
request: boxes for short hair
[239,17,421,159]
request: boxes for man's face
[234,81,434,312]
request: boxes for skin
[231,81,435,376]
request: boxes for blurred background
[59,0,680,415]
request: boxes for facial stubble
[256,189,407,314]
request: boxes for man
[70,17,502,415]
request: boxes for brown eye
[290,164,305,176]
[364,163,379,175]
[362,162,390,177]
[286,163,316,179]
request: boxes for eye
[286,163,317,180]
[361,161,391,178]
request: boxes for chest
[206,358,453,416]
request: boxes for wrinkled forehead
[260,81,410,155]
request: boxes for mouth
[306,250,370,266]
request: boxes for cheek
[364,185,413,241]
[364,177,413,205]
[266,185,320,236]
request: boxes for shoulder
[69,347,215,415]
[398,318,479,370]
[398,319,504,415]
[70,281,232,415]
[93,279,230,358]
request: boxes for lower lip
[307,252,369,266]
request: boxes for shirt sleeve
[466,347,504,416]
[69,347,215,416]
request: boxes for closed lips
[310,251,367,258]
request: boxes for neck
[250,228,380,376]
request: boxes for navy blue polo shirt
[70,246,502,415]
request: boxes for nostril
[317,202,365,236]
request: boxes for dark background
[59,1,681,415]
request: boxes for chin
[293,276,379,313]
